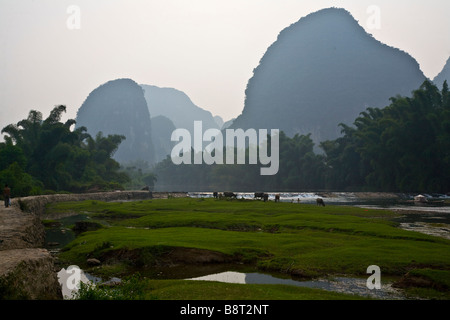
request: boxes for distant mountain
[222,118,235,130]
[76,78,155,164]
[151,115,176,163]
[433,56,450,89]
[140,84,220,136]
[230,8,426,145]
[213,115,224,129]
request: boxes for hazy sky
[1,0,449,135]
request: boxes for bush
[73,273,145,300]
[0,162,44,197]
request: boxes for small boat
[414,195,428,203]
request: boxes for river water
[56,263,406,300]
[187,271,405,299]
[189,191,450,209]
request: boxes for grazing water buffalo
[213,192,218,198]
[224,192,237,199]
[316,198,325,206]
[275,194,280,202]
[255,192,269,202]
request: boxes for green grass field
[47,197,450,299]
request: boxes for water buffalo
[213,192,218,198]
[224,192,237,199]
[316,198,325,206]
[255,192,269,202]
[254,192,265,199]
[275,194,280,202]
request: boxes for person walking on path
[3,184,11,208]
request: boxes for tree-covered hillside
[322,80,450,193]
[231,8,426,146]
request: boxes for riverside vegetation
[46,197,450,300]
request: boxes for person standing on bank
[3,184,11,208]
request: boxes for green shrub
[73,273,145,300]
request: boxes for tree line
[0,105,129,196]
[154,80,450,194]
[1,80,449,197]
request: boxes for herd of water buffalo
[212,191,325,206]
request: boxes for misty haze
[1,1,450,306]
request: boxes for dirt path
[0,199,62,299]
[0,200,45,251]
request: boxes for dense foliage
[0,105,129,196]
[153,132,326,192]
[322,80,450,193]
[154,80,450,193]
[1,80,448,196]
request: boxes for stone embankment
[0,190,186,299]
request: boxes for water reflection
[44,214,89,253]
[188,271,405,299]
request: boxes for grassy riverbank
[47,197,450,299]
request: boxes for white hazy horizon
[1,0,449,135]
